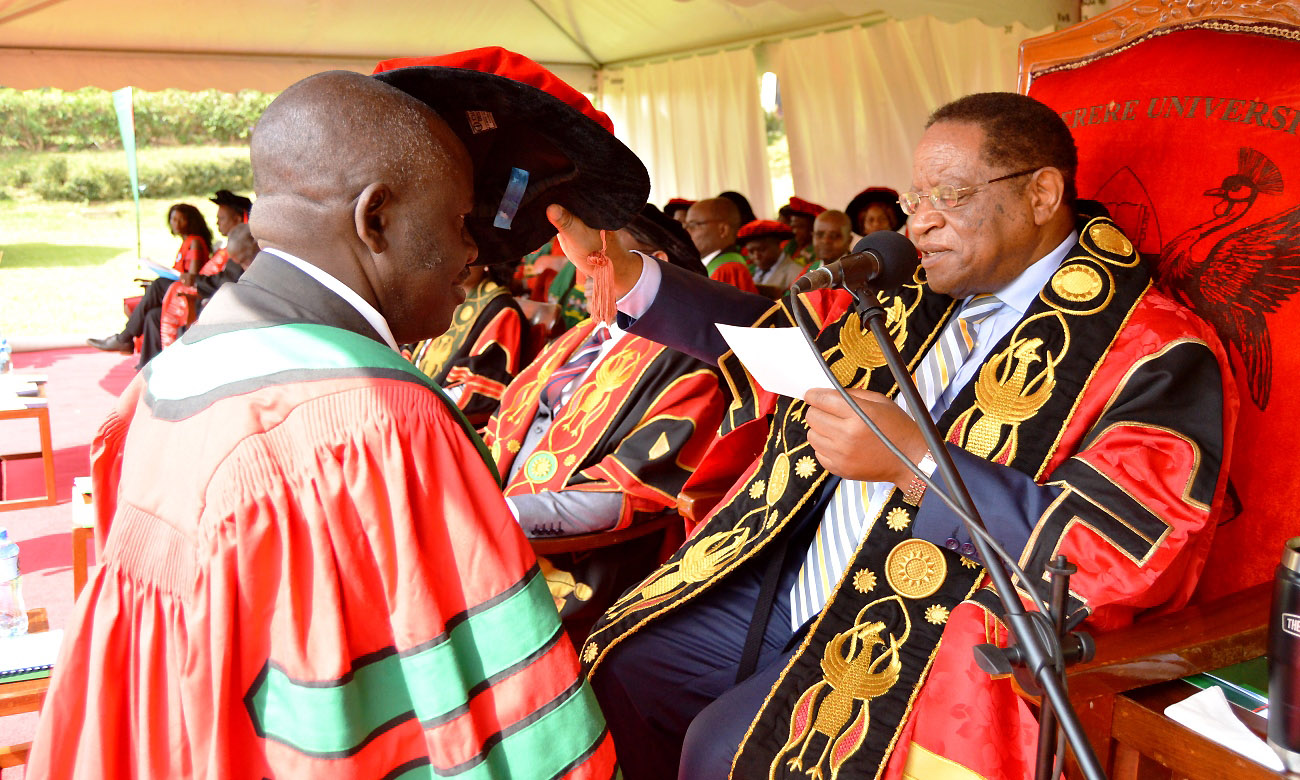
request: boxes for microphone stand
[848,286,1106,780]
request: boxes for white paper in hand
[716,324,836,400]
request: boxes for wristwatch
[902,451,937,506]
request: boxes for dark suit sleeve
[196,263,244,298]
[619,258,776,365]
[911,446,1060,564]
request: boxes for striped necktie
[789,294,1003,628]
[541,326,610,411]
[912,294,1002,413]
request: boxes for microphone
[789,230,919,295]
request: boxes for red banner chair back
[1022,4,1300,603]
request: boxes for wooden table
[0,390,56,510]
[1109,676,1284,779]
[0,608,52,769]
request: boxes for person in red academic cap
[845,185,907,237]
[738,219,801,296]
[29,48,632,779]
[664,197,695,224]
[777,195,825,265]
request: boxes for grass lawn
[1,147,248,341]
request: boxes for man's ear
[651,249,669,263]
[354,182,392,254]
[1028,167,1066,226]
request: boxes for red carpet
[1,346,135,770]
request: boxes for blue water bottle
[0,528,28,637]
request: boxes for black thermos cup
[1269,536,1300,772]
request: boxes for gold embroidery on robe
[602,526,751,622]
[772,595,912,780]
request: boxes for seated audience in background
[777,196,824,265]
[546,91,1235,780]
[663,197,695,224]
[717,189,758,226]
[88,204,221,364]
[808,208,855,271]
[549,258,591,328]
[740,219,802,296]
[167,202,213,274]
[845,185,907,236]
[521,239,559,301]
[157,223,258,348]
[211,188,252,246]
[32,57,619,778]
[483,203,725,641]
[683,197,757,293]
[410,258,526,428]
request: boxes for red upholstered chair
[1018,4,1300,775]
[515,297,564,367]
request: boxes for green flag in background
[112,86,142,259]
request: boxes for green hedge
[0,87,275,151]
[22,151,252,203]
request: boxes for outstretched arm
[548,204,774,364]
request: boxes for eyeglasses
[683,219,722,230]
[898,168,1040,216]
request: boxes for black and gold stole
[411,279,511,382]
[585,217,1148,780]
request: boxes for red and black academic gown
[412,278,525,428]
[582,215,1238,780]
[705,248,759,293]
[28,253,617,779]
[171,233,210,273]
[484,319,727,640]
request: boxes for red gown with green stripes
[28,255,617,779]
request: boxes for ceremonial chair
[1017,3,1300,775]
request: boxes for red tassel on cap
[587,230,617,325]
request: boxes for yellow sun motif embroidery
[960,557,979,569]
[507,440,521,453]
[749,479,766,500]
[582,642,598,664]
[886,507,911,532]
[564,454,577,467]
[925,604,950,625]
[852,569,877,594]
[795,456,817,479]
[884,539,947,599]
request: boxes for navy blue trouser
[589,491,829,780]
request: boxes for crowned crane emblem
[772,598,910,780]
[1157,147,1300,409]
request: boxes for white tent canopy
[0,0,1069,219]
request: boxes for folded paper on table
[1163,685,1284,771]
[716,324,836,400]
[0,628,63,679]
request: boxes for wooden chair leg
[72,525,94,598]
[37,407,55,504]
